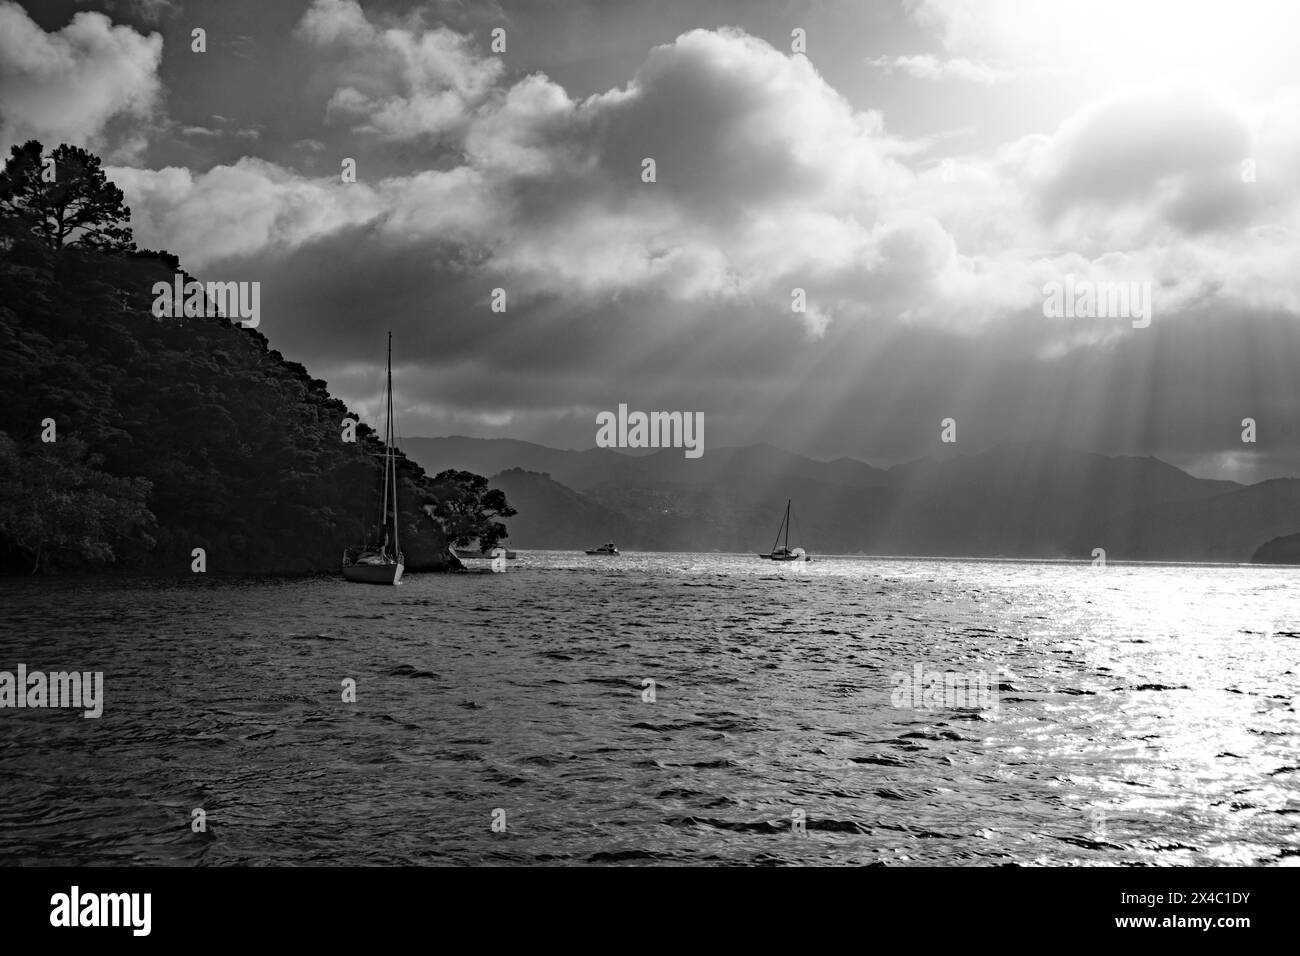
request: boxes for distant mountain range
[400,437,1300,562]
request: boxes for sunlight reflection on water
[0,554,1296,865]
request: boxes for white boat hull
[342,561,403,585]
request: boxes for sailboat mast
[784,499,791,551]
[387,331,399,557]
[378,334,390,546]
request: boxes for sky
[3,0,1299,481]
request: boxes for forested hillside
[0,140,512,574]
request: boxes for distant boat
[585,542,620,555]
[343,333,403,585]
[758,499,810,561]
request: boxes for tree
[0,141,135,252]
[0,433,156,573]
[422,469,517,551]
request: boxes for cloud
[117,22,1300,345]
[0,1,162,154]
[76,0,180,26]
[1028,85,1253,230]
[470,27,924,335]
[129,0,179,23]
[121,23,929,339]
[867,54,1009,84]
[109,158,383,266]
[295,0,503,142]
[293,0,371,46]
[177,118,260,144]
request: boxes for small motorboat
[585,542,620,555]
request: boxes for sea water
[0,554,1296,865]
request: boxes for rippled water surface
[1,553,1297,865]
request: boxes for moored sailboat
[343,333,404,585]
[758,499,809,561]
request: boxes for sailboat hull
[342,561,403,585]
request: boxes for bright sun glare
[966,0,1300,91]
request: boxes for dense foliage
[0,141,514,574]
